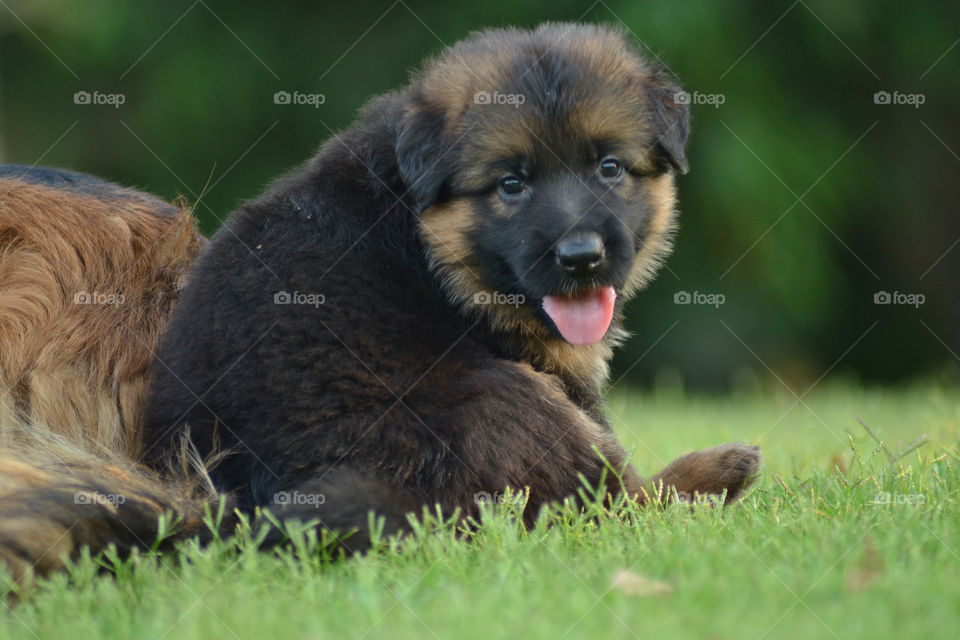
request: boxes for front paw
[649,442,761,505]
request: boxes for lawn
[3,383,958,639]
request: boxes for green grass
[3,383,959,639]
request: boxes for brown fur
[648,443,762,505]
[0,175,215,582]
[0,432,219,582]
[0,178,205,457]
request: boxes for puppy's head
[397,23,689,347]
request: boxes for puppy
[143,23,759,541]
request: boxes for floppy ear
[644,72,691,175]
[395,104,454,213]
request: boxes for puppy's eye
[498,175,525,196]
[598,157,623,179]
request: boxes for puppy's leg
[645,443,761,505]
[257,468,417,553]
[405,362,758,515]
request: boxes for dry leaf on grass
[611,570,673,597]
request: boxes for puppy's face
[397,24,689,346]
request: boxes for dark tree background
[1,0,958,389]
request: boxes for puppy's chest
[523,341,611,416]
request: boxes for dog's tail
[0,429,229,582]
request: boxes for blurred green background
[1,0,958,390]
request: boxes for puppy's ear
[395,104,454,212]
[644,72,691,175]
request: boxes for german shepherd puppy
[0,23,759,579]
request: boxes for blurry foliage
[1,0,958,388]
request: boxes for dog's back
[0,165,204,454]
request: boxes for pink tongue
[542,286,617,346]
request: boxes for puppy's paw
[648,442,761,505]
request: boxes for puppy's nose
[555,233,604,277]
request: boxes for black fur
[0,164,176,209]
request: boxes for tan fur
[0,179,205,458]
[412,26,661,182]
[0,431,219,582]
[413,40,516,130]
[623,174,679,298]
